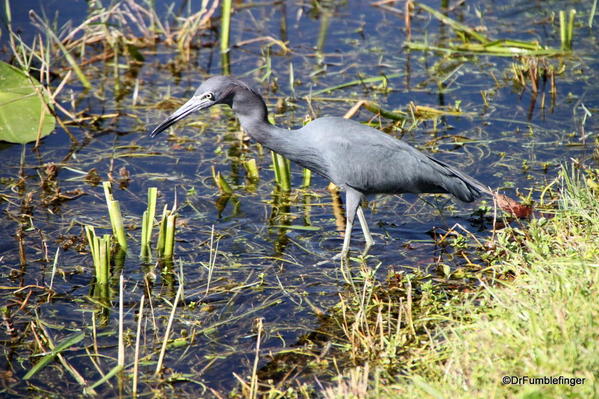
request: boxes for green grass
[324,166,599,398]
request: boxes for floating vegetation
[310,73,401,96]
[408,2,565,57]
[511,56,559,95]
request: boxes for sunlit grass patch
[322,166,598,398]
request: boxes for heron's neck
[231,88,298,156]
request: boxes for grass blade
[590,0,598,28]
[28,10,92,90]
[85,365,124,394]
[310,73,401,96]
[154,283,183,376]
[415,2,489,43]
[24,332,85,380]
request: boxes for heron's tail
[427,156,493,203]
[426,155,534,218]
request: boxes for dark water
[1,0,598,396]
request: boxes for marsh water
[1,0,598,397]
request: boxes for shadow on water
[0,0,598,396]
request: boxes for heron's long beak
[149,95,214,137]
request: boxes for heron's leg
[334,188,361,260]
[357,206,375,256]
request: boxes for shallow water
[1,0,598,396]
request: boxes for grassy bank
[324,166,598,398]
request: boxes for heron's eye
[203,92,214,101]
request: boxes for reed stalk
[117,274,125,368]
[271,151,291,191]
[163,214,176,258]
[211,166,233,194]
[244,158,260,181]
[156,203,177,259]
[103,181,127,250]
[85,226,112,286]
[302,168,312,188]
[220,0,232,74]
[154,283,183,376]
[140,187,158,258]
[132,294,144,397]
[156,204,168,256]
[559,9,576,50]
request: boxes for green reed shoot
[85,226,111,286]
[268,115,291,191]
[103,181,127,250]
[302,168,312,188]
[4,0,11,23]
[220,0,232,54]
[156,204,168,256]
[271,151,291,191]
[220,0,232,74]
[140,187,158,258]
[560,9,576,50]
[244,158,260,181]
[266,115,290,190]
[163,213,176,258]
[211,166,233,194]
[590,0,598,28]
[157,204,177,259]
[112,39,120,96]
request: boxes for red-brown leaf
[494,193,533,219]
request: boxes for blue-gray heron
[150,75,490,259]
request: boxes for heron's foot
[331,253,343,262]
[314,250,349,266]
[361,239,375,257]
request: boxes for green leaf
[0,61,56,143]
[85,364,123,393]
[23,332,85,380]
[271,225,321,231]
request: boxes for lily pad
[0,61,56,143]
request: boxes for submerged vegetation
[0,0,598,398]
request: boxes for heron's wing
[309,117,485,201]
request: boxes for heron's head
[149,75,240,137]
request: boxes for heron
[150,75,491,259]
